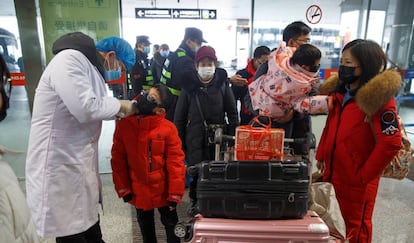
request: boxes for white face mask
[198,66,215,80]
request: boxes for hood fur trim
[356,70,401,116]
[319,70,402,115]
[319,74,339,95]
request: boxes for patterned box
[234,125,284,161]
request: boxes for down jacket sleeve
[223,84,239,136]
[357,102,402,184]
[164,122,186,203]
[174,90,190,150]
[110,120,132,198]
[292,95,329,115]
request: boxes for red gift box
[234,125,284,161]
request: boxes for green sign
[39,0,120,63]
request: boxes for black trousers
[136,206,180,243]
[56,220,105,243]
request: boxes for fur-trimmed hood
[319,70,402,116]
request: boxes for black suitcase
[195,160,309,219]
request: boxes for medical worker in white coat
[25,32,136,242]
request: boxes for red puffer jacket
[111,114,185,210]
[317,70,402,243]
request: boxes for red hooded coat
[111,114,185,210]
[316,70,402,243]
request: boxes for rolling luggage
[194,160,309,219]
[174,210,331,243]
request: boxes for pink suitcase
[175,211,332,243]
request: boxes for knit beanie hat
[195,46,217,63]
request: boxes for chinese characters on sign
[39,0,120,63]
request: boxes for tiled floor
[2,86,414,243]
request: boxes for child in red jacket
[111,84,185,243]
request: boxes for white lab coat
[0,160,40,243]
[25,49,120,238]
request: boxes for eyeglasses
[294,38,311,44]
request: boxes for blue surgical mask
[104,67,122,82]
[103,54,122,82]
[144,46,151,55]
[160,50,170,58]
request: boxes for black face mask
[308,64,320,73]
[135,93,158,115]
[338,65,359,84]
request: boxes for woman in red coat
[316,39,402,243]
[111,84,185,243]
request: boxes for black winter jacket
[174,68,239,166]
[150,52,165,84]
[164,43,200,121]
[170,43,199,92]
[131,50,150,95]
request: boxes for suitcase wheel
[174,223,187,238]
[174,221,193,241]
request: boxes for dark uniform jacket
[131,50,153,97]
[150,52,165,84]
[162,43,199,121]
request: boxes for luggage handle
[208,162,227,174]
[283,167,300,175]
[249,114,272,130]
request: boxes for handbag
[195,94,226,146]
[368,115,413,180]
[308,171,347,240]
[234,115,285,161]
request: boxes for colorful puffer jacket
[316,70,402,243]
[249,46,328,118]
[111,114,186,211]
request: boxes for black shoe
[186,200,199,217]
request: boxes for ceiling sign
[135,8,172,19]
[135,8,216,20]
[306,5,322,24]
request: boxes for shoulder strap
[195,94,208,129]
[220,81,226,97]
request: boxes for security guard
[160,27,207,121]
[130,35,154,98]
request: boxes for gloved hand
[122,193,133,203]
[118,100,137,118]
[168,201,177,211]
